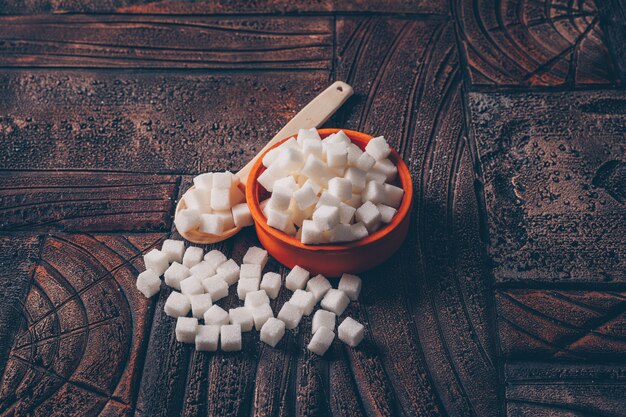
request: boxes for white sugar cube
[344,167,367,192]
[189,261,215,279]
[345,193,362,209]
[161,239,185,263]
[210,187,231,211]
[144,249,169,276]
[307,326,335,356]
[229,307,254,332]
[262,147,280,167]
[312,310,336,334]
[230,186,246,206]
[214,210,235,230]
[302,155,331,184]
[164,262,190,290]
[195,324,220,351]
[260,272,281,299]
[204,249,228,269]
[243,246,269,269]
[302,138,323,159]
[175,208,202,233]
[350,222,369,240]
[260,317,285,347]
[355,152,376,171]
[355,201,382,232]
[289,289,316,315]
[366,170,387,184]
[201,276,228,301]
[301,220,324,245]
[240,263,262,280]
[232,203,253,228]
[212,172,232,189]
[328,177,353,201]
[136,269,161,298]
[216,259,240,285]
[204,305,229,325]
[347,142,364,165]
[338,273,362,301]
[306,274,332,302]
[321,289,350,316]
[269,187,293,211]
[313,205,340,232]
[329,224,355,243]
[277,302,302,329]
[376,203,397,223]
[189,293,212,318]
[338,202,356,224]
[245,290,270,308]
[180,276,204,296]
[338,317,365,347]
[315,191,341,209]
[175,317,198,344]
[278,147,305,173]
[365,136,390,160]
[289,199,309,228]
[265,208,291,233]
[373,158,397,181]
[237,277,260,300]
[182,246,204,268]
[326,143,348,168]
[184,189,212,212]
[285,265,310,291]
[293,183,319,210]
[297,127,321,144]
[361,181,386,205]
[220,324,242,351]
[303,178,322,195]
[199,214,224,235]
[383,184,404,208]
[258,168,279,192]
[273,176,298,192]
[164,291,191,318]
[193,172,213,189]
[251,303,274,331]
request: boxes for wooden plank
[0,15,332,70]
[470,90,625,284]
[0,70,328,173]
[0,171,178,232]
[454,0,619,87]
[0,233,164,416]
[335,16,500,417]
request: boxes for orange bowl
[246,128,413,277]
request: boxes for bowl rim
[246,128,413,252]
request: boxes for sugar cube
[210,187,231,211]
[321,289,350,316]
[245,290,270,308]
[144,249,169,276]
[189,261,215,279]
[180,276,204,296]
[237,277,260,300]
[302,138,324,159]
[269,186,293,211]
[338,202,356,224]
[355,201,382,232]
[338,317,365,347]
[329,224,355,243]
[204,250,228,270]
[257,168,279,192]
[251,303,274,331]
[232,203,253,228]
[203,305,229,325]
[243,247,269,269]
[307,326,335,356]
[338,273,362,301]
[344,167,367,192]
[361,181,386,205]
[260,272,281,299]
[376,203,397,223]
[220,324,242,352]
[277,302,303,330]
[164,262,190,290]
[345,192,362,208]
[136,269,161,298]
[161,239,185,263]
[184,189,212,212]
[315,191,341,208]
[293,183,319,210]
[229,307,254,332]
[175,208,201,233]
[383,183,404,209]
[278,147,305,173]
[214,210,235,230]
[201,276,228,301]
[312,310,336,334]
[164,291,191,317]
[266,208,293,233]
[365,136,391,160]
[175,317,198,344]
[347,142,364,165]
[230,186,246,206]
[189,293,212,318]
[285,265,310,291]
[355,152,376,171]
[301,155,331,184]
[306,274,332,302]
[195,324,220,351]
[273,175,298,192]
[182,246,204,268]
[212,172,232,189]
[373,158,397,181]
[328,177,353,201]
[260,317,286,347]
[303,178,322,195]
[288,199,308,227]
[199,214,224,235]
[313,205,340,232]
[366,170,387,184]
[215,259,240,285]
[240,263,262,280]
[326,143,348,168]
[193,172,213,189]
[289,289,316,316]
[300,219,324,244]
[297,127,321,144]
[350,222,369,240]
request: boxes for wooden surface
[0,0,624,416]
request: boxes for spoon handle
[237,81,353,183]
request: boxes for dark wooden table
[0,0,624,416]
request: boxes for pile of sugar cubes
[136,239,365,355]
[259,128,404,244]
[175,171,254,236]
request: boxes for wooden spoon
[175,81,354,244]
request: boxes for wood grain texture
[471,90,625,284]
[454,0,618,87]
[0,15,332,70]
[0,171,178,232]
[0,70,328,174]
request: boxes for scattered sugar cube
[350,222,369,240]
[277,302,303,329]
[376,203,397,223]
[365,136,391,160]
[307,326,335,356]
[326,143,348,168]
[161,239,185,263]
[373,158,397,181]
[328,177,353,201]
[144,249,169,276]
[175,208,201,233]
[193,173,213,190]
[184,189,212,212]
[344,167,367,193]
[182,246,204,268]
[285,265,310,291]
[237,277,260,300]
[313,205,340,232]
[199,214,224,235]
[355,152,376,171]
[245,290,270,308]
[338,273,362,301]
[260,272,281,299]
[240,263,262,281]
[260,317,286,347]
[214,210,235,230]
[315,191,341,209]
[164,291,191,317]
[201,276,228,301]
[212,172,232,189]
[203,305,229,325]
[383,183,404,209]
[293,183,319,210]
[216,259,240,285]
[180,276,204,296]
[175,317,198,344]
[289,290,316,316]
[321,289,350,316]
[136,269,161,298]
[312,310,336,334]
[229,307,254,332]
[243,247,269,269]
[278,147,305,173]
[301,220,324,245]
[362,181,386,205]
[329,224,355,243]
[189,293,213,319]
[306,274,332,302]
[232,203,254,228]
[355,201,382,232]
[204,250,228,270]
[221,324,242,352]
[210,187,231,211]
[338,202,356,224]
[251,303,274,331]
[189,261,215,279]
[164,262,190,290]
[338,317,365,347]
[195,324,220,351]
